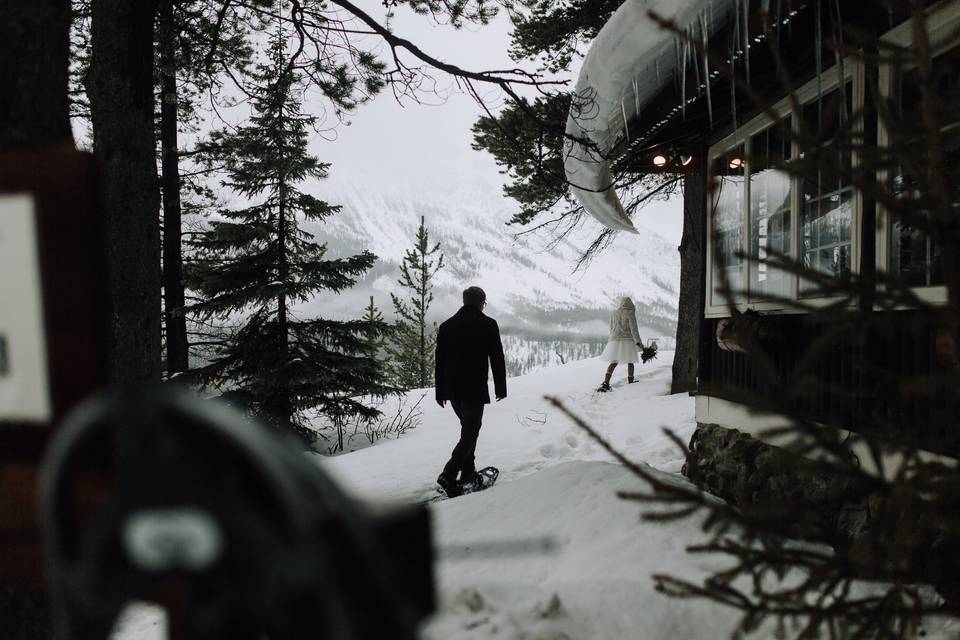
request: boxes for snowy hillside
[297,178,680,338]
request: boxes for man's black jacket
[434,305,507,404]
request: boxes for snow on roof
[564,0,734,232]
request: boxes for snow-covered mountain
[298,178,681,339]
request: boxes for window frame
[875,0,960,307]
[705,60,865,319]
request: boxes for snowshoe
[459,467,499,495]
[437,473,461,498]
[596,381,612,392]
[432,467,499,501]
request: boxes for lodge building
[565,0,960,478]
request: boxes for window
[886,54,955,288]
[878,2,960,302]
[711,146,746,307]
[749,120,792,301]
[706,63,861,317]
[799,85,854,294]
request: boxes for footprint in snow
[539,443,558,458]
[451,588,487,613]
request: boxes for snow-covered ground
[313,352,755,638]
[320,352,690,503]
[110,353,958,639]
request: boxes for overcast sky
[313,3,522,189]
[306,2,684,247]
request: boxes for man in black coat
[435,286,507,497]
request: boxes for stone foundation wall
[682,422,960,607]
[681,423,869,541]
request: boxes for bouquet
[640,340,658,364]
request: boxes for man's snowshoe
[596,381,612,392]
[434,467,498,500]
[436,473,461,498]
[459,467,499,495]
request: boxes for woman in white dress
[597,296,644,392]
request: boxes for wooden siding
[698,311,957,456]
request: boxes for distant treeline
[501,331,677,378]
[500,334,605,377]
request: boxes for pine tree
[362,296,388,358]
[187,28,392,442]
[386,216,444,389]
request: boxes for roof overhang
[565,0,935,233]
[564,0,736,233]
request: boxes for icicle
[701,13,713,128]
[620,98,630,143]
[675,36,683,93]
[742,0,751,84]
[656,56,661,84]
[633,76,640,116]
[730,41,738,132]
[832,0,847,126]
[815,0,823,133]
[681,36,689,120]
[734,0,741,59]
[787,0,793,39]
[775,0,782,48]
[693,25,702,96]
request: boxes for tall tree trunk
[0,2,72,635]
[419,276,426,387]
[87,0,162,383]
[419,215,427,387]
[0,0,73,150]
[671,169,705,395]
[277,185,292,430]
[159,0,189,377]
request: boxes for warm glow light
[653,154,668,167]
[680,154,693,166]
[728,157,743,169]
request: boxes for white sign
[0,194,51,422]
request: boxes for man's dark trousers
[442,400,484,480]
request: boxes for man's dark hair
[463,286,486,308]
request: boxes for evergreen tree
[362,296,388,358]
[386,216,444,389]
[187,28,392,442]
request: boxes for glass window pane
[799,83,854,296]
[749,119,792,301]
[711,146,746,307]
[887,42,960,288]
[802,189,853,291]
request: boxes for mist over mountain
[297,178,681,342]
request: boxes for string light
[646,151,695,169]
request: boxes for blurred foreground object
[42,388,434,639]
[0,149,106,637]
